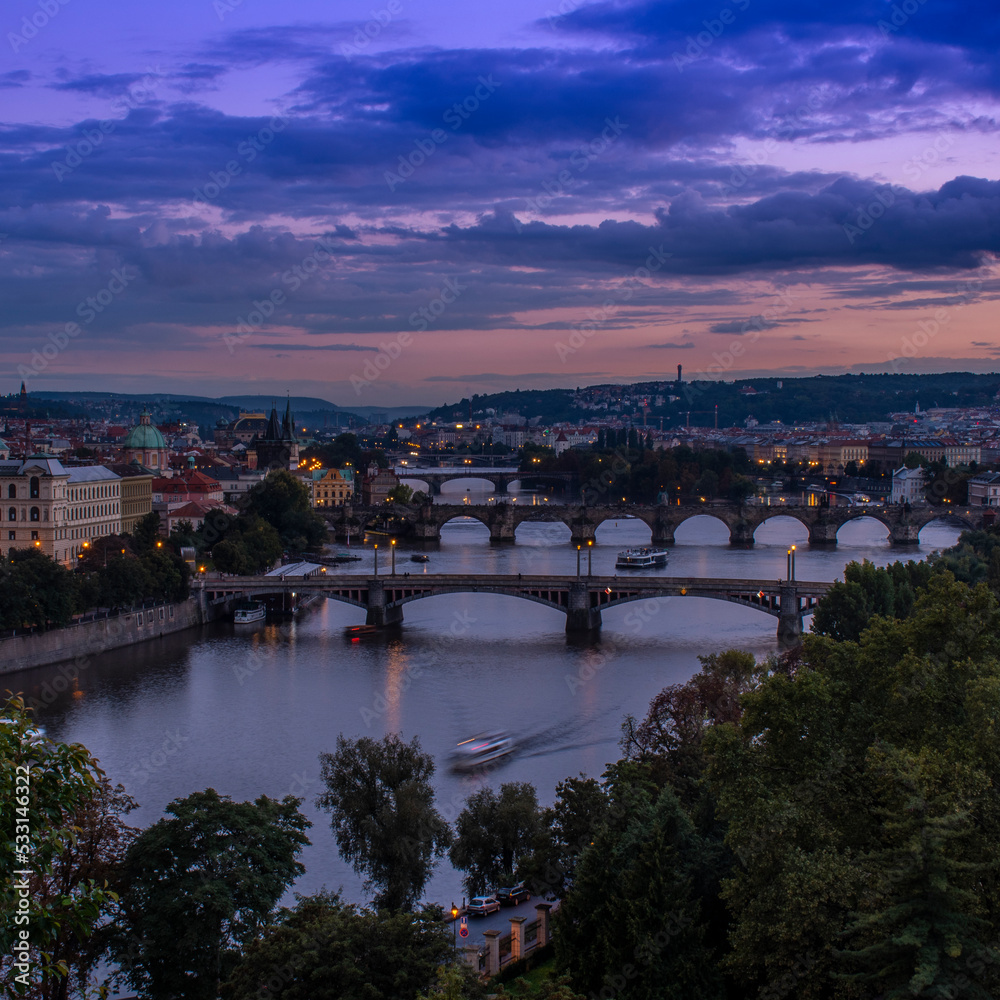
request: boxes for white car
[467,895,501,916]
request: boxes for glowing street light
[390,538,396,576]
[587,538,593,576]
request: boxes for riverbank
[0,592,233,675]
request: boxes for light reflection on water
[8,506,963,909]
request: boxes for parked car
[467,895,501,916]
[496,882,531,905]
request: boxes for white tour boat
[233,602,267,624]
[615,547,669,569]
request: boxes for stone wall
[0,593,231,675]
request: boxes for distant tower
[18,381,27,413]
[677,364,682,384]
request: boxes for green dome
[123,412,166,450]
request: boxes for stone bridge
[201,572,834,645]
[322,502,983,547]
[396,467,578,496]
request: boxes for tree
[241,470,326,553]
[517,776,609,900]
[130,511,162,552]
[316,734,451,911]
[708,574,1000,1000]
[110,788,310,1000]
[222,891,455,1000]
[450,783,542,896]
[388,484,414,503]
[34,778,139,1000]
[727,474,756,507]
[0,548,80,630]
[1,697,118,996]
[555,786,726,1000]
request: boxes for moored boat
[233,601,266,624]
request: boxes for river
[7,492,963,915]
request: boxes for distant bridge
[200,572,834,645]
[396,467,578,496]
[322,501,984,547]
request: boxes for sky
[2,0,1000,408]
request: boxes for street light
[786,545,796,581]
[451,902,458,947]
[576,544,581,578]
[587,538,593,576]
[390,538,396,576]
[374,543,378,577]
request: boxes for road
[449,896,555,948]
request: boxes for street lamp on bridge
[786,545,796,581]
[587,539,593,576]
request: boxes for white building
[890,466,926,504]
[967,471,1000,507]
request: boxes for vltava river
[8,499,963,910]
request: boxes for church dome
[123,411,166,450]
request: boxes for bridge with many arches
[322,501,984,547]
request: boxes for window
[7,508,14,522]
[7,530,13,540]
[29,477,39,499]
[6,484,14,499]
[29,507,39,522]
[30,531,38,541]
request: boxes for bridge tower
[566,582,601,633]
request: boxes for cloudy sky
[3,0,1000,406]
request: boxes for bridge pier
[808,521,839,546]
[365,580,404,628]
[412,520,441,544]
[889,523,921,546]
[728,521,755,548]
[651,521,676,546]
[777,584,803,648]
[569,524,597,547]
[566,582,601,633]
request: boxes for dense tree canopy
[449,783,542,897]
[110,789,310,1000]
[222,892,454,1000]
[316,734,451,911]
[239,470,327,553]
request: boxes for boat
[410,554,430,563]
[449,732,515,771]
[333,552,362,563]
[344,623,380,639]
[615,547,669,569]
[233,601,267,624]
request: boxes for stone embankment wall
[0,594,232,675]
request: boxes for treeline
[523,442,755,504]
[0,517,189,630]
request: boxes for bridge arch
[397,475,433,494]
[916,514,973,544]
[438,475,501,496]
[753,512,810,543]
[832,512,892,544]
[672,512,733,544]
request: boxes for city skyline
[2,0,999,405]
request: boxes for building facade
[890,466,926,504]
[108,462,155,534]
[361,466,400,505]
[311,467,354,507]
[1,456,70,562]
[65,467,123,562]
[968,472,1000,507]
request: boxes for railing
[0,597,178,641]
